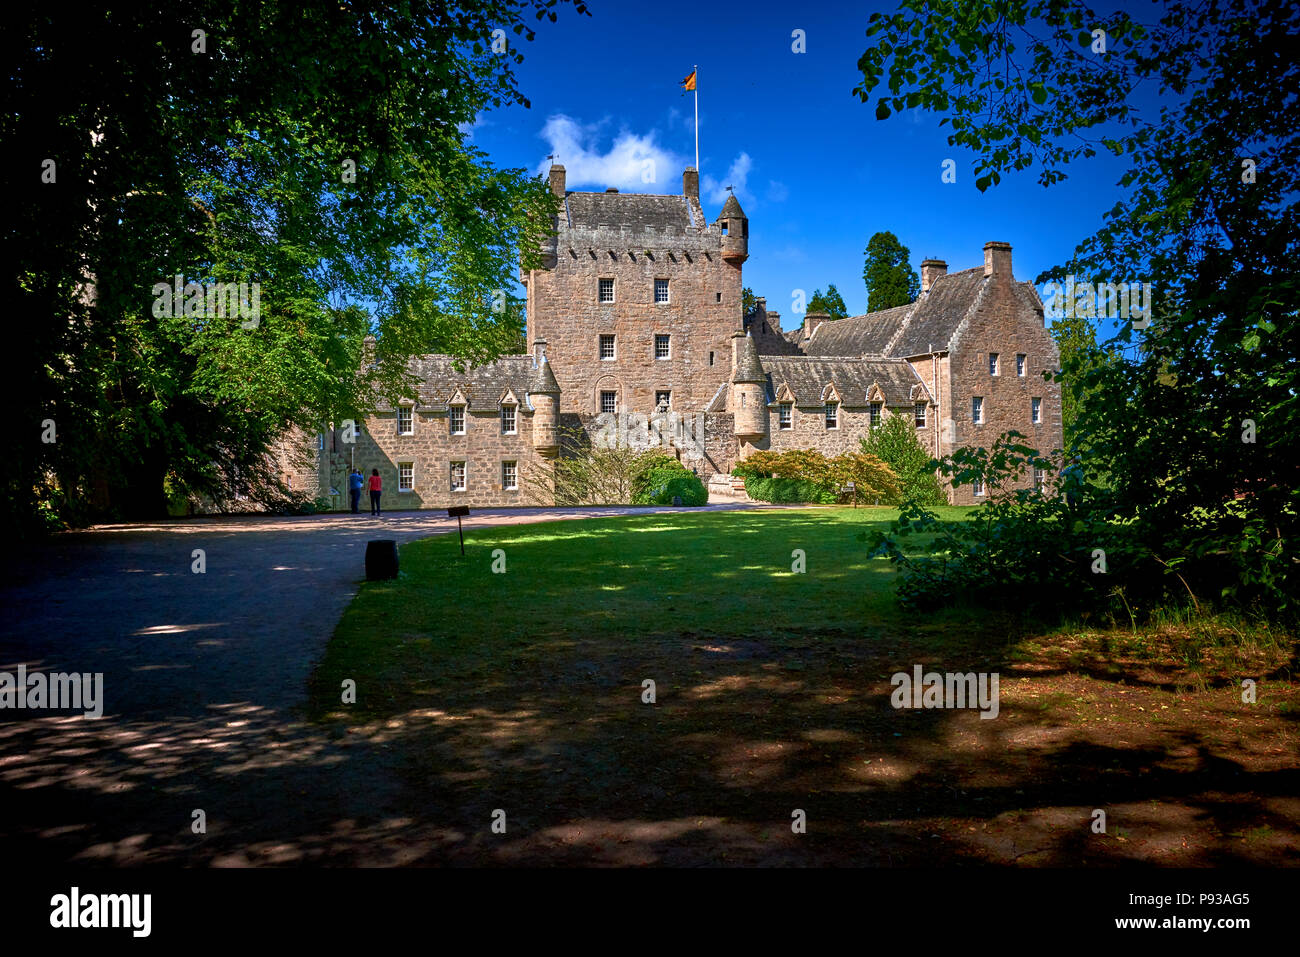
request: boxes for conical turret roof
[719,193,746,221]
[732,332,766,384]
[530,355,560,394]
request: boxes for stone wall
[941,269,1064,505]
[527,224,743,415]
[322,407,552,511]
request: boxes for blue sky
[468,0,1138,324]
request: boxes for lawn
[306,507,1300,866]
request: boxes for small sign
[447,505,470,555]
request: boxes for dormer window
[501,403,517,434]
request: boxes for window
[914,402,927,427]
[449,406,465,435]
[1033,467,1045,490]
[599,278,614,303]
[655,334,670,359]
[1016,354,1026,377]
[317,433,325,450]
[825,402,838,429]
[501,404,517,434]
[502,461,518,490]
[450,461,466,492]
[972,396,984,424]
[655,390,671,411]
[715,292,722,303]
[600,391,617,415]
[654,278,670,304]
[779,403,792,430]
[869,402,882,427]
[398,462,414,492]
[600,334,616,360]
[1031,397,1042,424]
[989,353,999,375]
[973,478,985,497]
[709,351,715,366]
[397,406,413,435]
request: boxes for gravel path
[0,504,759,865]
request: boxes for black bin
[365,539,399,580]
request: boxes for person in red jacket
[368,468,383,515]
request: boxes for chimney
[683,167,699,200]
[549,165,566,201]
[983,241,1012,279]
[803,311,829,341]
[533,338,548,363]
[920,259,947,294]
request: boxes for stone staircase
[706,473,751,504]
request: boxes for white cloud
[702,152,754,207]
[766,180,789,203]
[536,114,686,193]
[457,115,488,140]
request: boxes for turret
[731,331,767,441]
[717,193,748,264]
[529,347,561,455]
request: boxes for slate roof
[565,192,695,230]
[760,356,931,409]
[718,193,745,221]
[530,355,560,394]
[803,303,914,357]
[888,267,988,357]
[373,355,546,412]
[732,333,766,383]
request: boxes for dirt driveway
[0,505,756,865]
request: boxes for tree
[5,0,586,531]
[859,414,946,505]
[807,284,849,320]
[862,232,920,311]
[742,286,759,317]
[854,0,1299,616]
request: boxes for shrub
[744,476,838,504]
[859,414,947,505]
[632,454,707,505]
[637,471,709,506]
[734,448,899,504]
[863,431,1171,618]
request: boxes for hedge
[632,465,709,506]
[743,476,838,504]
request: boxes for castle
[297,165,1063,507]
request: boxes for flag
[681,70,696,93]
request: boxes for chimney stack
[549,165,566,201]
[983,241,1012,279]
[920,259,947,294]
[683,167,699,200]
[533,338,548,363]
[803,311,829,341]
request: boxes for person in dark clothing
[368,468,383,515]
[348,468,364,514]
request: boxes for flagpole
[693,64,699,172]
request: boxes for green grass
[309,506,978,718]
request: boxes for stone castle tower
[522,164,747,417]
